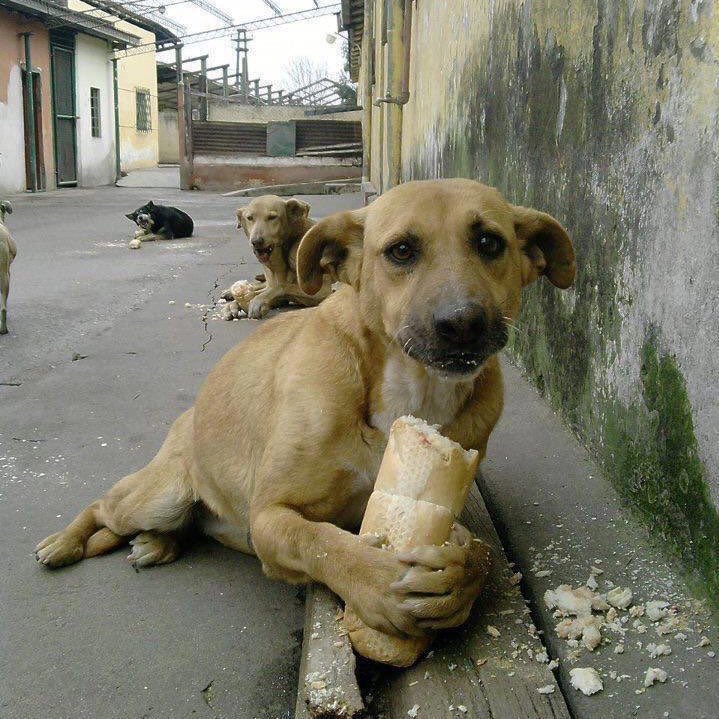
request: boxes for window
[90,87,101,137]
[136,88,151,132]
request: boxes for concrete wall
[158,109,179,164]
[363,0,719,595]
[74,33,115,186]
[69,0,159,173]
[190,155,360,192]
[0,10,55,194]
[208,101,362,124]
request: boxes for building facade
[68,0,162,174]
[0,0,174,194]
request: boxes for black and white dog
[126,201,194,249]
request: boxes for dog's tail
[0,200,13,224]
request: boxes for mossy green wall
[393,0,719,596]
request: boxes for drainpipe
[360,0,374,188]
[21,32,38,192]
[112,57,121,183]
[374,0,413,189]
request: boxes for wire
[113,3,342,58]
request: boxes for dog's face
[297,179,575,378]
[126,201,155,229]
[236,196,310,266]
[0,200,12,226]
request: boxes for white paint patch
[74,34,115,187]
[0,65,27,194]
[555,76,567,145]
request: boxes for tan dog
[0,200,17,336]
[36,180,575,639]
[221,195,331,320]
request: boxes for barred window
[90,87,101,137]
[136,88,151,132]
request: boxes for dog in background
[126,201,194,249]
[36,179,575,641]
[0,200,17,335]
[221,195,332,320]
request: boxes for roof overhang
[0,0,140,47]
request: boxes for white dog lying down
[0,200,17,336]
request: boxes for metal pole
[112,57,121,183]
[21,33,38,192]
[241,30,249,103]
[222,65,228,99]
[175,43,191,190]
[200,56,208,120]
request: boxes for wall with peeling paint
[0,10,55,194]
[364,0,719,595]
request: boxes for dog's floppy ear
[297,208,366,295]
[512,205,575,288]
[285,198,310,221]
[236,207,246,231]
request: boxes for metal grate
[90,87,101,137]
[135,88,151,132]
[192,121,267,155]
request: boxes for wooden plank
[364,482,571,719]
[295,584,365,719]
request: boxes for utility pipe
[21,33,38,192]
[112,57,121,183]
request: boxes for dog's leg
[246,285,289,319]
[36,410,196,569]
[250,504,485,638]
[0,268,9,335]
[274,286,325,309]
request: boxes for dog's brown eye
[475,232,505,259]
[387,242,416,264]
[246,215,254,222]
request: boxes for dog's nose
[251,237,266,249]
[433,304,488,348]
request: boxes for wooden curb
[295,584,365,719]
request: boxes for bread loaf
[344,415,480,666]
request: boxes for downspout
[112,57,121,183]
[21,32,38,192]
[374,0,413,189]
[360,0,374,190]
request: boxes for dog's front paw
[392,526,491,631]
[220,300,244,321]
[127,532,180,568]
[133,228,146,239]
[35,531,84,568]
[128,238,142,250]
[247,296,269,320]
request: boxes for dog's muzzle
[400,304,509,377]
[137,213,153,230]
[253,245,274,265]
